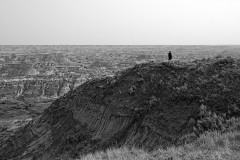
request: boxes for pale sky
[0,0,240,45]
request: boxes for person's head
[169,51,171,53]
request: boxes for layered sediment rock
[0,77,87,102]
[1,57,240,160]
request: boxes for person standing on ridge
[168,51,172,61]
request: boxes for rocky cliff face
[1,57,240,160]
[0,77,86,102]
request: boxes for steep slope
[1,57,240,160]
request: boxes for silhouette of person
[168,51,172,60]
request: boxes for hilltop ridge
[1,56,240,159]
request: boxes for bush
[194,104,240,136]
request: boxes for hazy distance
[0,0,240,45]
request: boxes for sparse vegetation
[78,130,240,160]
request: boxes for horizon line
[1,44,240,46]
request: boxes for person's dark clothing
[168,51,172,60]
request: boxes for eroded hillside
[0,77,84,102]
[1,57,240,160]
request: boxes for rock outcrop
[1,57,240,160]
[0,77,87,102]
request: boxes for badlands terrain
[0,45,240,159]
